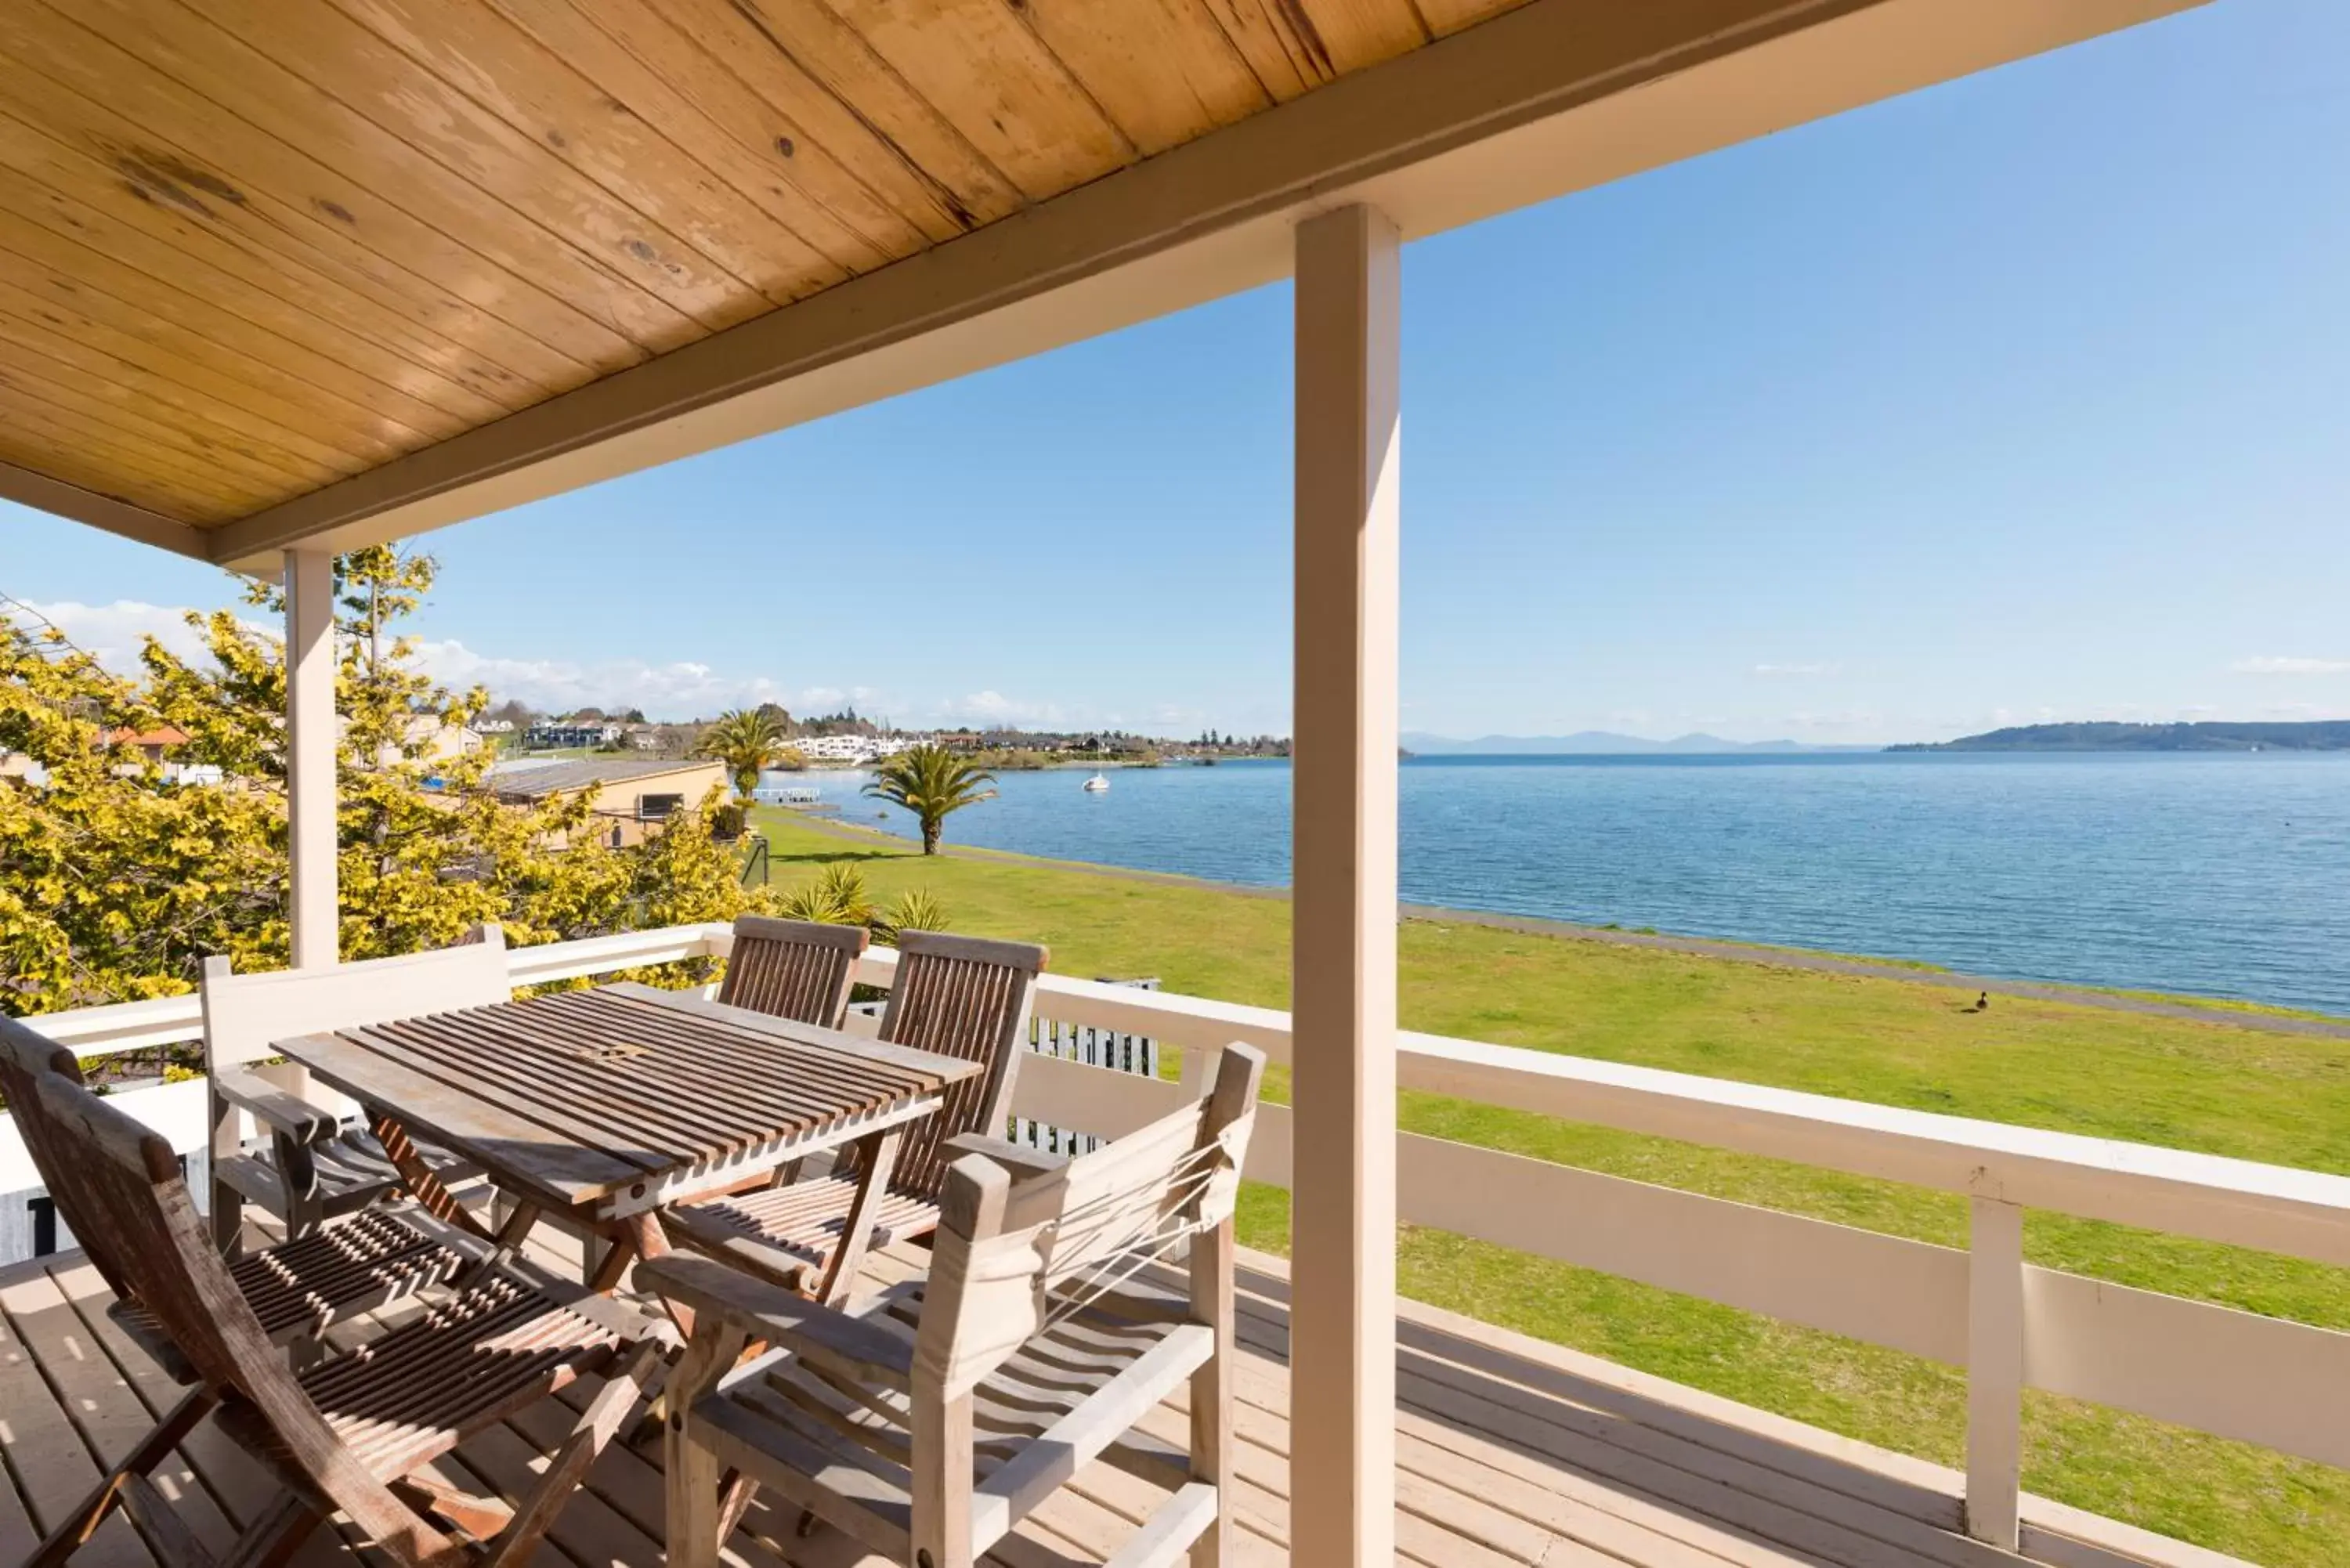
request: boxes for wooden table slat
[273,1031,644,1205]
[483,996,880,1131]
[336,1020,689,1172]
[533,998,938,1135]
[367,1010,775,1159]
[598,983,960,1082]
[277,986,983,1220]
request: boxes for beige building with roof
[486,757,727,847]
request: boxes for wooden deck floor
[0,1238,2238,1568]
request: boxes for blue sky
[6,0,2347,745]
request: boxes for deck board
[0,1237,2243,1568]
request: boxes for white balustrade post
[1289,201,1401,1566]
[284,547,338,969]
[1965,1195,2025,1548]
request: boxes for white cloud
[23,600,1226,732]
[20,598,268,670]
[22,598,837,721]
[2229,656,2350,676]
[410,638,811,717]
[935,690,1073,728]
[1753,662,1841,677]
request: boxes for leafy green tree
[2,613,284,1004]
[1,556,761,1015]
[862,744,996,855]
[693,708,796,797]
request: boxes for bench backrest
[201,928,513,1071]
[915,1042,1264,1399]
[873,930,1049,1201]
[716,914,869,1029]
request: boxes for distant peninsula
[1892,721,2350,753]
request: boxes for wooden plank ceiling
[0,0,1525,533]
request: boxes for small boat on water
[1082,772,1110,793]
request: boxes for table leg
[622,1212,700,1339]
[815,1129,901,1306]
[371,1113,494,1240]
[456,1198,544,1289]
[493,1199,543,1252]
[585,1222,638,1294]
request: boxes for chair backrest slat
[202,930,512,1077]
[875,930,1048,1201]
[0,1014,137,1299]
[915,1042,1264,1400]
[716,915,868,1030]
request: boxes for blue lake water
[776,754,2350,1016]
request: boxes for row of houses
[510,720,918,763]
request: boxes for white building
[524,721,621,749]
[790,732,914,764]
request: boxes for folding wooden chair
[0,1013,466,1373]
[667,930,1048,1300]
[717,913,870,1029]
[645,1041,1266,1568]
[24,1062,676,1568]
[202,934,504,1254]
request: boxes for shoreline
[757,809,2350,1040]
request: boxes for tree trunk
[922,820,942,855]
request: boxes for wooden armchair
[667,930,1047,1301]
[643,1041,1266,1568]
[0,1013,466,1366]
[717,913,870,1028]
[24,1061,676,1568]
[201,934,504,1253]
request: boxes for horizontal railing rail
[1,923,740,1196]
[6,919,2346,1553]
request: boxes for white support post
[1289,202,1401,1567]
[1965,1195,2025,1548]
[284,548,337,969]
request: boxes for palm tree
[692,707,790,799]
[862,744,996,855]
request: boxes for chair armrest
[941,1133,1068,1181]
[634,1253,913,1387]
[213,1067,339,1145]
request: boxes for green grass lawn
[751,807,2350,1563]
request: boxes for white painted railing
[8,920,2348,1555]
[0,921,743,1196]
[848,944,2350,1554]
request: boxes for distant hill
[1891,721,2350,753]
[1401,731,1871,756]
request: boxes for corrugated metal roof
[486,758,718,799]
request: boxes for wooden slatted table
[273,981,982,1302]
